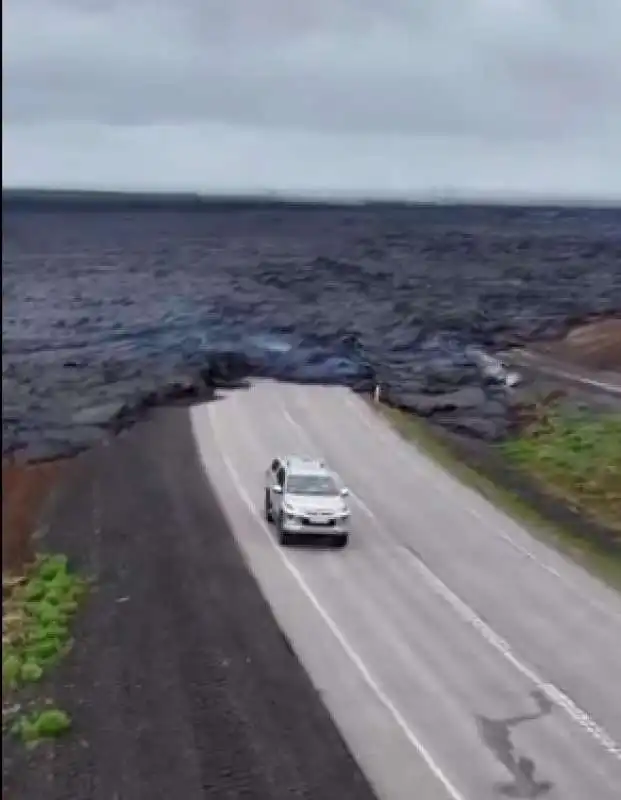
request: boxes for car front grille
[300,516,335,527]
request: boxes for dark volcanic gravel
[3,198,621,460]
[2,408,377,800]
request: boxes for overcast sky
[3,0,621,200]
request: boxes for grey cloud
[3,0,621,198]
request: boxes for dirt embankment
[2,459,67,574]
[530,318,621,371]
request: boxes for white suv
[264,456,351,547]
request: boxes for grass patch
[502,410,621,532]
[10,706,72,745]
[374,402,621,590]
[2,553,86,742]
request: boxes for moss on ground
[2,553,86,744]
[501,410,621,533]
[10,707,72,744]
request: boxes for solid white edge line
[195,404,467,800]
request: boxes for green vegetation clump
[2,553,86,741]
[3,554,86,689]
[502,410,621,532]
[11,707,72,744]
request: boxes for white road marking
[358,499,621,761]
[296,389,561,579]
[341,392,621,623]
[513,352,621,396]
[282,409,299,429]
[279,396,621,761]
[343,392,564,574]
[200,405,467,800]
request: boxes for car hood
[284,494,348,515]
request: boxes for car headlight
[283,503,295,515]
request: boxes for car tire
[277,513,291,546]
[264,489,273,522]
[277,517,290,546]
[333,533,349,549]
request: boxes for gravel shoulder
[2,408,376,800]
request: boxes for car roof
[283,455,328,475]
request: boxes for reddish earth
[532,317,621,371]
[2,459,67,574]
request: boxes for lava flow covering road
[3,197,621,461]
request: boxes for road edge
[370,399,621,592]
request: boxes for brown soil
[533,318,621,371]
[2,459,67,574]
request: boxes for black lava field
[3,197,621,462]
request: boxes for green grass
[373,402,621,591]
[502,410,621,533]
[10,707,72,745]
[2,553,86,742]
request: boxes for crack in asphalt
[477,690,554,798]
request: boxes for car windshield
[286,473,339,496]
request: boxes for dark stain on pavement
[477,689,555,798]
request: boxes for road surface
[502,349,621,404]
[191,381,621,800]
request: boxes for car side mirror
[340,487,349,497]
[272,484,283,494]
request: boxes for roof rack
[286,455,327,469]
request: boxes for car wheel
[277,513,289,546]
[333,533,349,549]
[264,489,273,522]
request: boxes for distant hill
[2,187,381,211]
[2,187,619,214]
[1,187,282,211]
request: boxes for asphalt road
[191,380,621,800]
[502,349,621,403]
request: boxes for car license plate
[309,515,329,525]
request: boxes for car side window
[276,467,286,487]
[271,458,280,473]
